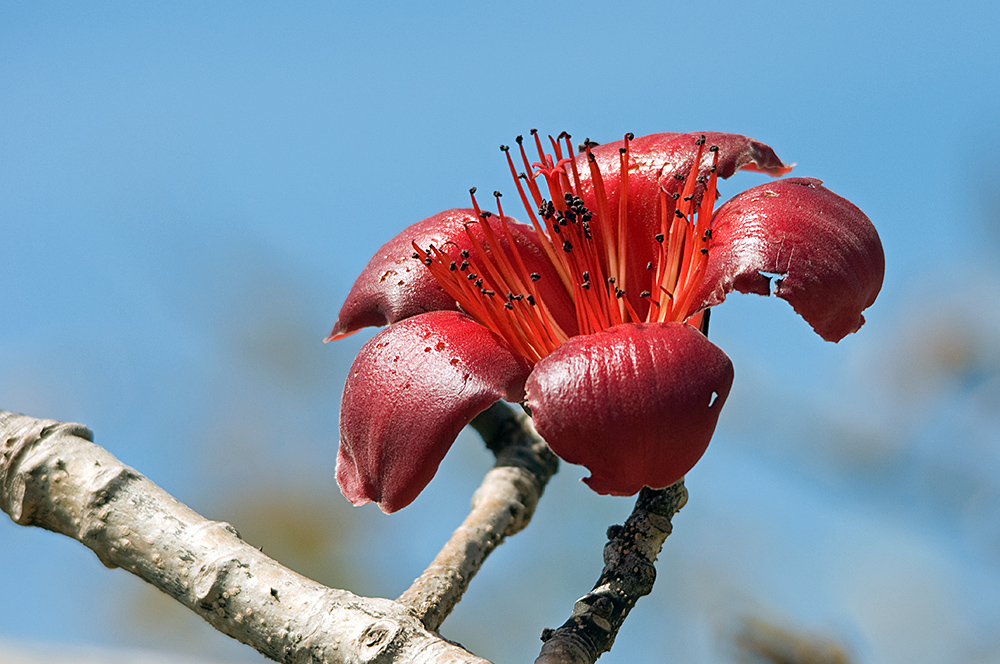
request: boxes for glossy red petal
[573,132,791,316]
[337,311,531,513]
[328,208,575,340]
[697,177,885,342]
[525,322,733,496]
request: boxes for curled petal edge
[695,177,885,342]
[337,311,531,512]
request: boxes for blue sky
[3,3,1000,663]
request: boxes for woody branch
[1,404,682,664]
[0,409,490,664]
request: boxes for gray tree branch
[2,403,682,664]
[397,402,559,632]
[534,482,689,664]
[0,410,492,664]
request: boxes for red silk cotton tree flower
[328,131,884,512]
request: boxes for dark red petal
[337,311,531,512]
[696,177,885,342]
[327,209,476,340]
[328,208,575,340]
[573,132,791,316]
[525,322,733,496]
[581,132,791,186]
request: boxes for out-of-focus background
[3,3,1000,663]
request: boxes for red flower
[329,132,884,512]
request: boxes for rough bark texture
[534,482,689,664]
[0,410,491,664]
[397,402,558,631]
[2,404,679,664]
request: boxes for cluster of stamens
[413,131,720,364]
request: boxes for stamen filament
[416,132,722,365]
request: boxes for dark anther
[551,222,561,234]
[474,278,484,287]
[562,240,573,252]
[460,260,469,270]
[467,273,477,280]
[626,132,635,140]
[646,261,653,270]
[709,144,719,152]
[513,294,524,300]
[530,128,538,135]
[695,134,706,145]
[588,152,596,163]
[640,290,651,298]
[675,209,685,218]
[527,295,536,305]
[697,175,707,184]
[500,145,509,152]
[449,261,457,271]
[461,249,470,258]
[700,248,708,255]
[655,233,665,243]
[607,276,616,284]
[704,228,713,239]
[530,272,541,281]
[411,252,420,259]
[516,135,524,144]
[616,289,625,299]
[480,210,492,218]
[619,147,627,154]
[684,194,693,202]
[470,186,477,195]
[674,173,685,180]
[582,271,590,280]
[539,200,555,219]
[483,289,495,296]
[671,192,680,200]
[493,190,502,198]
[423,258,432,266]
[581,281,591,290]
[504,302,513,310]
[558,130,569,139]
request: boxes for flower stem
[534,481,689,664]
[396,402,558,632]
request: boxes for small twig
[734,616,852,664]
[535,481,689,664]
[0,410,492,664]
[397,401,559,632]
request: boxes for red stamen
[416,132,721,365]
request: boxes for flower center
[415,132,720,365]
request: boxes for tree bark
[535,483,688,664]
[0,410,491,664]
[2,405,684,664]
[397,402,558,632]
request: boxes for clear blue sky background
[3,3,1000,663]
